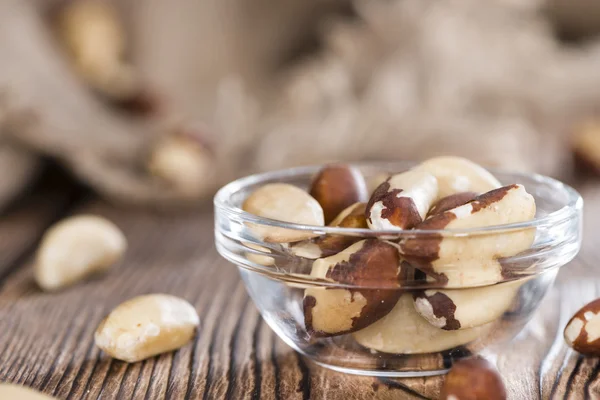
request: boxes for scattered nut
[303,239,401,336]
[34,215,127,291]
[564,298,600,355]
[366,169,438,230]
[0,384,56,399]
[147,130,213,196]
[309,164,368,224]
[401,184,536,287]
[440,357,507,400]
[352,294,488,354]
[413,280,523,330]
[243,183,325,242]
[572,120,600,175]
[54,0,140,102]
[94,294,199,362]
[290,202,368,259]
[427,192,478,217]
[416,156,501,199]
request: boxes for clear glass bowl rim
[214,162,583,237]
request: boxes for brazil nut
[413,280,523,330]
[416,156,501,199]
[401,184,536,287]
[309,164,368,224]
[242,183,324,242]
[303,239,401,336]
[564,298,600,356]
[352,294,489,354]
[366,169,438,230]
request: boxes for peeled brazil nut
[34,215,127,291]
[427,192,478,217]
[242,183,324,242]
[303,239,401,337]
[0,384,57,399]
[416,156,501,199]
[309,164,368,224]
[440,357,507,400]
[401,184,536,287]
[95,294,199,362]
[352,294,488,354]
[290,202,368,259]
[244,242,275,267]
[413,280,523,330]
[366,169,438,230]
[564,298,600,355]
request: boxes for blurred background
[2,0,600,210]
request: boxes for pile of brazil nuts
[32,214,200,363]
[242,156,537,353]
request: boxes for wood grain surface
[0,178,600,399]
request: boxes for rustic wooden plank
[1,179,600,399]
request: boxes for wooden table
[1,176,600,399]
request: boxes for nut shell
[440,357,507,400]
[309,164,368,224]
[243,183,325,242]
[303,239,401,336]
[564,298,600,356]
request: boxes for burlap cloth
[0,0,599,209]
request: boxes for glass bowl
[214,162,582,377]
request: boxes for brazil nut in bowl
[214,158,582,377]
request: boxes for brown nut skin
[309,164,368,224]
[440,357,507,400]
[366,169,438,230]
[290,202,368,259]
[427,192,478,218]
[303,239,402,337]
[564,298,600,355]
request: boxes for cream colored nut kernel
[416,156,502,199]
[414,280,523,330]
[0,384,57,399]
[366,169,438,230]
[242,183,324,242]
[95,294,199,362]
[303,239,401,336]
[244,242,275,267]
[401,184,536,287]
[440,357,507,400]
[353,294,488,354]
[148,133,213,196]
[35,215,126,291]
[564,298,600,356]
